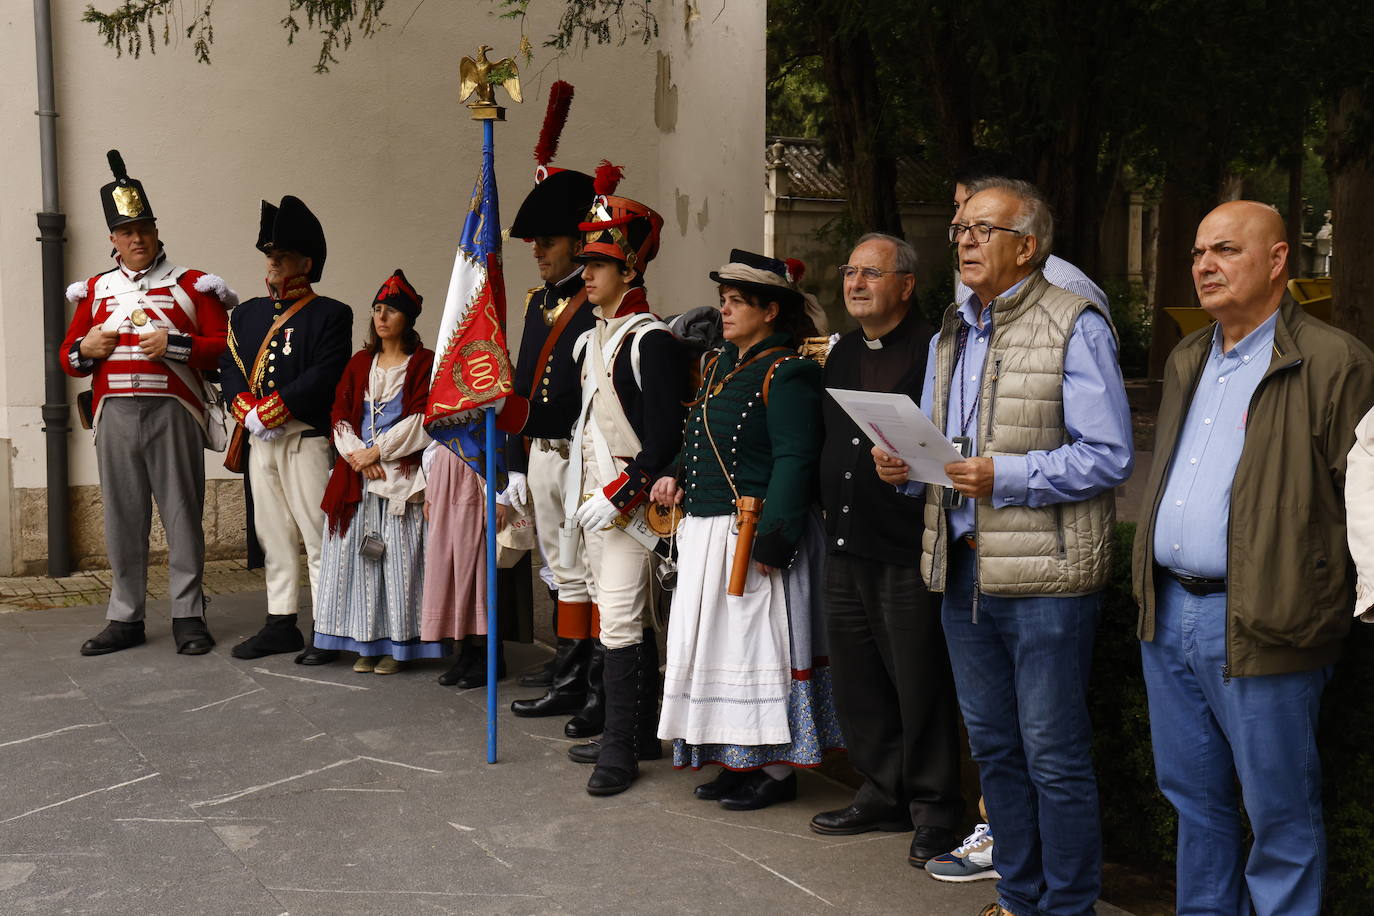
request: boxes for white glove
[246,408,284,442]
[574,489,621,531]
[498,471,529,510]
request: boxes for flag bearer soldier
[562,165,688,796]
[62,150,234,657]
[221,196,353,662]
[500,162,607,731]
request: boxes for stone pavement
[0,558,270,613]
[0,590,1134,916]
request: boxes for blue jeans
[1141,574,1329,916]
[942,542,1102,916]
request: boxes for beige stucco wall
[0,0,764,574]
[767,196,957,332]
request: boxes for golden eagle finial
[459,44,523,108]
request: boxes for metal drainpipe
[35,0,72,577]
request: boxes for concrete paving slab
[0,590,1134,915]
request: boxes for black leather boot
[80,619,146,656]
[564,640,606,738]
[231,613,304,660]
[511,638,589,717]
[294,637,340,666]
[637,628,663,759]
[586,642,646,796]
[518,590,562,687]
[452,639,506,690]
[438,638,482,686]
[172,617,215,655]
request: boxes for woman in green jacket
[652,249,843,811]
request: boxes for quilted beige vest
[921,271,1116,596]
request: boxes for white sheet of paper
[826,387,964,486]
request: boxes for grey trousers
[95,397,206,622]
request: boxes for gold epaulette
[523,286,542,314]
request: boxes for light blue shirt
[904,275,1134,540]
[1152,310,1279,578]
[955,254,1108,312]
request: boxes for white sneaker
[923,823,999,882]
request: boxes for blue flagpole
[483,116,500,765]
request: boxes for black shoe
[437,639,483,686]
[694,768,752,801]
[231,614,304,660]
[511,637,590,717]
[568,740,602,765]
[452,643,506,690]
[511,689,585,717]
[809,804,913,836]
[294,645,340,666]
[567,736,662,765]
[564,640,606,738]
[586,764,635,796]
[908,825,959,867]
[172,617,215,655]
[80,620,146,656]
[719,771,798,811]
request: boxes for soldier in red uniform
[61,150,234,657]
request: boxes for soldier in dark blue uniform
[497,169,608,735]
[219,195,353,663]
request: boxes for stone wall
[14,480,247,576]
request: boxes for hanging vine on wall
[82,0,654,73]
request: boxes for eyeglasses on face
[836,265,911,281]
[948,223,1024,244]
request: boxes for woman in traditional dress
[651,249,842,811]
[313,270,440,673]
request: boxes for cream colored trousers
[248,422,333,615]
[528,441,594,604]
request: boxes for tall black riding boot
[231,613,305,660]
[518,588,562,687]
[564,639,606,738]
[510,638,589,717]
[636,628,663,759]
[587,642,646,796]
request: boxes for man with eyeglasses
[811,233,965,870]
[953,174,1106,311]
[876,177,1132,916]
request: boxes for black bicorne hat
[257,196,327,282]
[100,150,156,230]
[372,269,423,322]
[509,169,595,240]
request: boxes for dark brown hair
[366,309,422,355]
[719,284,817,349]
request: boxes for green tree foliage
[83,0,388,73]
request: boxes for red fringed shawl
[321,346,435,537]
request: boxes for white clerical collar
[863,335,884,350]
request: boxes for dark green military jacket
[678,333,823,568]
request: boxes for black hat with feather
[508,81,595,240]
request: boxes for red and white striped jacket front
[60,254,234,428]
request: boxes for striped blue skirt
[312,492,448,660]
